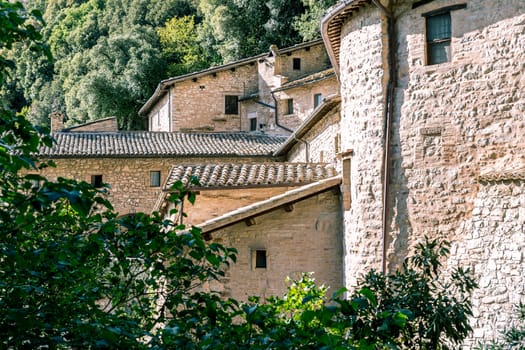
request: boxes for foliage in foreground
[1,4,479,348]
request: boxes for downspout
[371,0,396,275]
[271,91,293,133]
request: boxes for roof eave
[320,0,373,78]
[198,176,342,233]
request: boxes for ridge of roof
[197,176,342,233]
[272,68,335,92]
[39,131,286,158]
[274,94,341,157]
[163,162,337,190]
[321,0,373,76]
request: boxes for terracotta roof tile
[164,162,337,189]
[39,132,286,158]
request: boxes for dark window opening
[293,58,301,70]
[225,95,239,115]
[314,93,323,108]
[250,118,257,131]
[255,250,267,268]
[286,98,294,114]
[91,175,103,188]
[426,12,451,65]
[150,171,161,187]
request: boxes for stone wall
[37,156,268,215]
[207,188,344,301]
[275,76,339,130]
[448,178,525,347]
[287,104,341,166]
[337,0,525,346]
[164,187,295,226]
[339,4,387,287]
[170,63,258,132]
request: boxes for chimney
[269,44,281,76]
[50,111,64,132]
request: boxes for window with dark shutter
[314,93,323,108]
[286,98,294,114]
[426,12,451,65]
[225,95,239,115]
[293,58,301,70]
[150,171,161,187]
[91,175,103,188]
[255,250,267,268]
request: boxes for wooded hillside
[1,0,337,130]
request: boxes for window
[314,93,323,108]
[426,12,451,65]
[150,171,161,187]
[255,250,267,269]
[225,95,239,115]
[250,118,257,131]
[293,58,301,70]
[91,175,103,188]
[286,98,294,114]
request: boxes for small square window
[150,171,161,187]
[249,118,257,131]
[91,175,103,188]
[293,58,301,70]
[225,95,239,115]
[426,12,451,65]
[255,250,267,269]
[286,98,294,114]
[314,93,323,108]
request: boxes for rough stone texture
[165,187,294,226]
[65,117,119,132]
[339,4,387,288]
[337,0,525,346]
[145,41,334,135]
[37,157,272,215]
[449,179,525,347]
[274,75,339,130]
[287,104,341,167]
[207,189,344,301]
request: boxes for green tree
[293,0,338,41]
[158,15,209,77]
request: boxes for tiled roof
[164,162,337,189]
[39,132,286,158]
[273,68,335,92]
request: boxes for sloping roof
[63,117,118,132]
[321,0,373,76]
[197,176,342,234]
[274,94,341,156]
[39,132,286,158]
[164,162,337,190]
[272,68,335,92]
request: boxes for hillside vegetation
[1,0,337,130]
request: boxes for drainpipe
[371,0,396,275]
[271,91,293,133]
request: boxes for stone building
[139,39,337,135]
[38,132,285,215]
[321,0,525,346]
